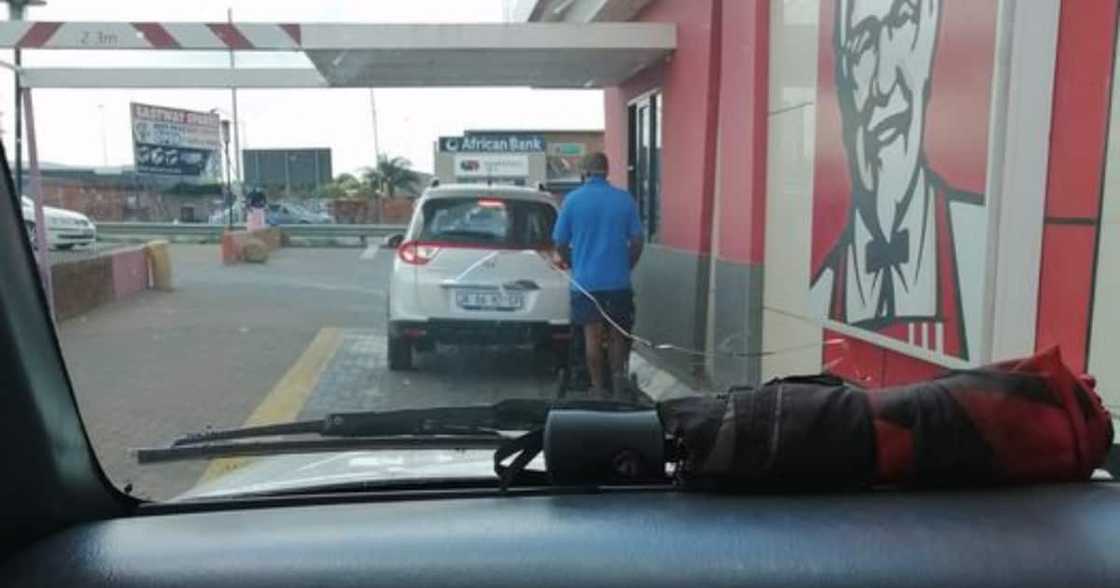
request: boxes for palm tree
[362,154,420,198]
[321,172,364,199]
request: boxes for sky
[0,0,604,177]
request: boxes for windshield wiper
[135,398,649,465]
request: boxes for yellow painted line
[199,327,344,482]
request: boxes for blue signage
[439,134,545,153]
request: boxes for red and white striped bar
[0,21,303,50]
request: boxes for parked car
[266,202,333,225]
[387,184,568,370]
[20,196,96,250]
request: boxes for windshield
[16,0,1117,500]
[417,197,556,248]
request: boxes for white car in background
[386,184,570,370]
[21,196,97,250]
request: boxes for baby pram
[554,323,640,402]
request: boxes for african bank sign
[439,134,545,153]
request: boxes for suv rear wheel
[387,334,412,371]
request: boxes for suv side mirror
[384,234,404,248]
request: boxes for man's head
[582,152,609,179]
[834,0,940,241]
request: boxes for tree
[321,172,364,199]
[362,154,420,198]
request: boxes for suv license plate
[455,290,524,311]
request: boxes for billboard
[454,154,529,178]
[546,141,588,182]
[242,149,333,197]
[131,102,222,179]
[807,0,997,362]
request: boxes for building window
[628,90,661,241]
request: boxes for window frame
[627,89,662,242]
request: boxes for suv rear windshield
[418,197,556,248]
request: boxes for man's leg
[605,290,634,398]
[583,321,606,392]
[607,329,628,378]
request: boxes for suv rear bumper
[390,319,570,346]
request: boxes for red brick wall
[38,178,130,221]
[35,177,221,223]
[329,198,414,224]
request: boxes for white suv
[387,184,570,370]
[21,196,97,250]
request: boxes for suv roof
[421,184,555,205]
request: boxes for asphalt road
[56,243,560,500]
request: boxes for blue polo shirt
[552,176,644,292]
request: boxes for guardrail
[96,222,407,240]
[97,222,232,237]
[277,224,407,238]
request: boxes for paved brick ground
[57,244,387,500]
[299,329,559,420]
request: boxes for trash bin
[145,239,173,291]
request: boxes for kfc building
[514,0,1120,406]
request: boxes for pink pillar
[23,87,54,321]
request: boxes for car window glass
[420,198,555,248]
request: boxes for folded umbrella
[658,347,1112,489]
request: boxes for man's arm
[629,239,644,269]
[557,243,573,268]
[552,199,573,269]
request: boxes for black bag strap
[494,429,548,490]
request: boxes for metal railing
[95,222,406,240]
[276,224,406,238]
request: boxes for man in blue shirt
[552,152,644,396]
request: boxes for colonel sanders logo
[810,0,991,361]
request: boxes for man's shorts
[570,289,635,331]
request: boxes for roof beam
[6,21,674,89]
[20,68,327,89]
[0,21,674,51]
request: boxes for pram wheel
[554,367,570,399]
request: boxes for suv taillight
[398,241,440,265]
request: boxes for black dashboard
[5,483,1120,587]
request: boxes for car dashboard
[5,484,1120,587]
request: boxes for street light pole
[7,0,44,194]
[228,8,242,187]
[97,103,108,167]
[369,88,380,162]
[221,119,232,230]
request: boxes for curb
[630,349,703,402]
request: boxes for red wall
[713,0,769,265]
[1034,0,1119,373]
[825,329,944,388]
[603,0,722,253]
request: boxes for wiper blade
[137,435,506,464]
[136,398,648,465]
